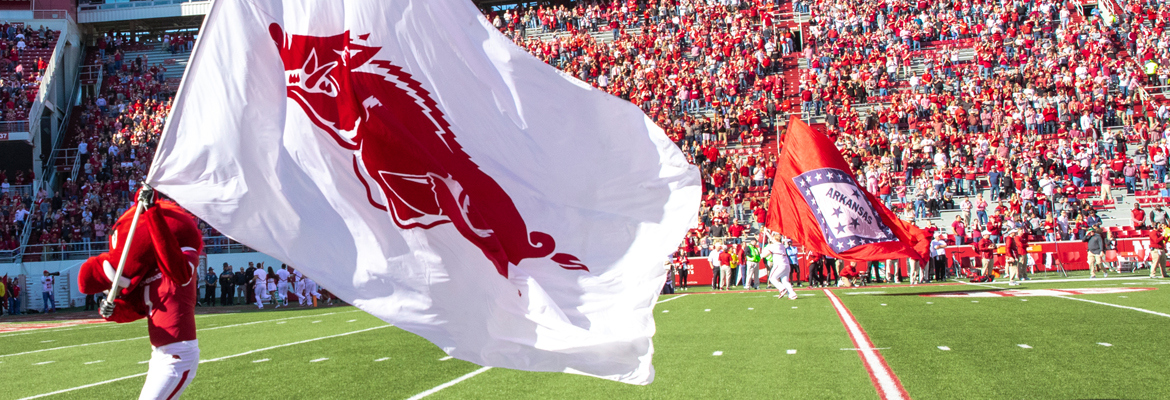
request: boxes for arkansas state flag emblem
[793,168,897,253]
[767,117,926,262]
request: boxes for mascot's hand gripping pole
[99,184,155,318]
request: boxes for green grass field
[4,271,1170,399]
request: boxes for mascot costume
[78,187,203,399]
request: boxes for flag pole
[99,186,150,317]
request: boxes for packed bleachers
[484,0,1170,255]
[19,30,192,261]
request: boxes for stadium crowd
[18,32,180,260]
[486,0,1170,259]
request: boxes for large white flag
[148,0,699,384]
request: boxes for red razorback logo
[270,24,585,277]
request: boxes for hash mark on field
[1017,344,1032,349]
[374,357,390,362]
[704,309,710,312]
[748,307,754,310]
[252,359,269,363]
[1119,296,1128,298]
[1098,342,1113,347]
[312,321,322,324]
[971,301,979,303]
[937,346,951,351]
[926,302,933,304]
[786,349,797,354]
[792,306,797,309]
[40,340,54,343]
[1021,299,1028,302]
[137,360,149,364]
[347,319,356,322]
[439,356,453,361]
[662,310,669,313]
[712,351,723,356]
[880,304,887,306]
[33,361,55,365]
[84,360,104,365]
[309,358,328,363]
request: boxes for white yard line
[959,280,1170,318]
[1,310,362,358]
[404,367,493,400]
[17,325,392,400]
[824,289,909,400]
[17,373,149,400]
[655,294,688,304]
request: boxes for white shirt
[707,249,721,267]
[276,269,290,281]
[761,242,788,266]
[41,276,53,292]
[253,269,267,285]
[931,239,947,257]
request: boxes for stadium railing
[0,121,29,133]
[78,0,208,11]
[19,235,254,262]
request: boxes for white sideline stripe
[439,356,453,361]
[655,294,688,304]
[824,289,905,400]
[200,325,390,363]
[405,366,492,400]
[0,322,120,338]
[960,281,1170,318]
[17,325,393,400]
[957,276,1153,285]
[310,358,328,363]
[17,372,149,400]
[0,310,360,358]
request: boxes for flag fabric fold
[147,0,700,385]
[766,116,927,263]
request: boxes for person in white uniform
[252,266,269,309]
[275,264,291,307]
[763,235,797,300]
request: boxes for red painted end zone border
[824,289,910,400]
[0,319,109,334]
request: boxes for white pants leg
[745,264,759,289]
[768,262,796,299]
[139,340,199,400]
[254,283,266,308]
[276,282,289,305]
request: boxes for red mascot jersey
[78,200,203,347]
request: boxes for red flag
[766,116,928,262]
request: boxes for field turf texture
[3,271,1169,399]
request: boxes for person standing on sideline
[1150,223,1167,278]
[743,238,760,289]
[276,264,291,307]
[41,270,58,313]
[233,267,247,305]
[707,244,722,290]
[763,236,797,300]
[1085,226,1107,278]
[203,267,217,306]
[930,233,948,282]
[786,243,801,287]
[1005,229,1027,285]
[676,253,690,291]
[252,264,269,309]
[244,262,256,305]
[219,264,235,306]
[718,245,732,290]
[976,231,995,277]
[8,278,21,314]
